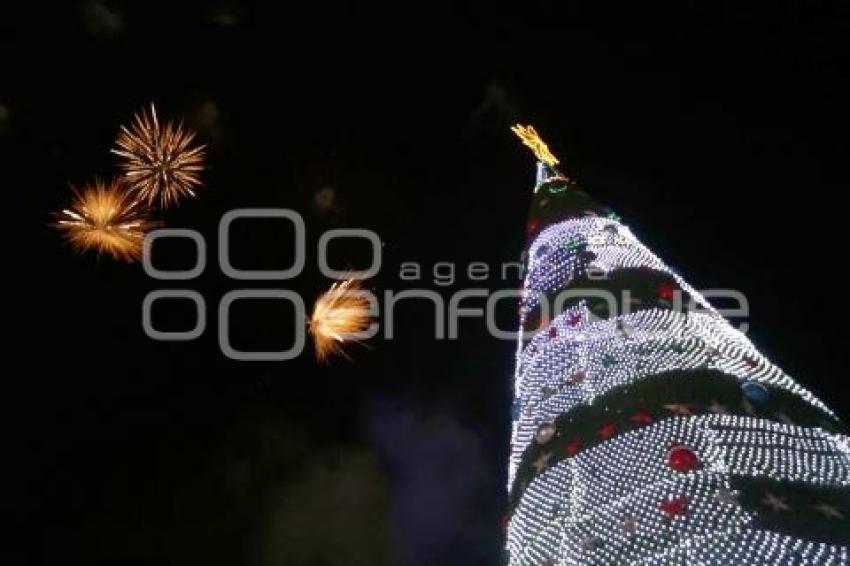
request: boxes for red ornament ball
[565,438,582,456]
[597,422,618,440]
[667,444,701,473]
[659,496,689,518]
[657,282,677,301]
[630,410,653,425]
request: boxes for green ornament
[542,178,570,195]
[670,341,687,354]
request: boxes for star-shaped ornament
[762,491,791,512]
[812,502,844,519]
[715,487,740,507]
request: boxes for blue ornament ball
[741,382,770,404]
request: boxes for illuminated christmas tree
[505,126,850,564]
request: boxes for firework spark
[54,178,159,262]
[113,103,206,208]
[308,278,373,363]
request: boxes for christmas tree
[505,127,850,564]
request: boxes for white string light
[507,212,850,564]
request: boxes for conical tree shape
[505,149,850,564]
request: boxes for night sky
[5,2,850,565]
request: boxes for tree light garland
[506,160,850,565]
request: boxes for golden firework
[510,124,560,166]
[113,103,205,208]
[54,178,159,262]
[308,278,373,363]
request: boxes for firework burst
[113,103,205,208]
[54,178,159,262]
[308,278,373,363]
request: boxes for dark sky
[5,2,850,565]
